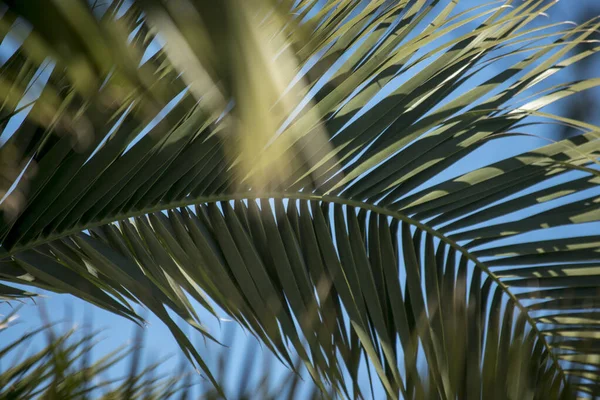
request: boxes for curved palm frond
[0,0,600,398]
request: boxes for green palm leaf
[1,0,599,397]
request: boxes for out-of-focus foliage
[556,2,600,141]
[0,307,326,399]
[0,308,194,399]
[0,0,599,398]
[1,304,583,399]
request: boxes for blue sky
[1,1,600,398]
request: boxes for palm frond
[0,0,599,398]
